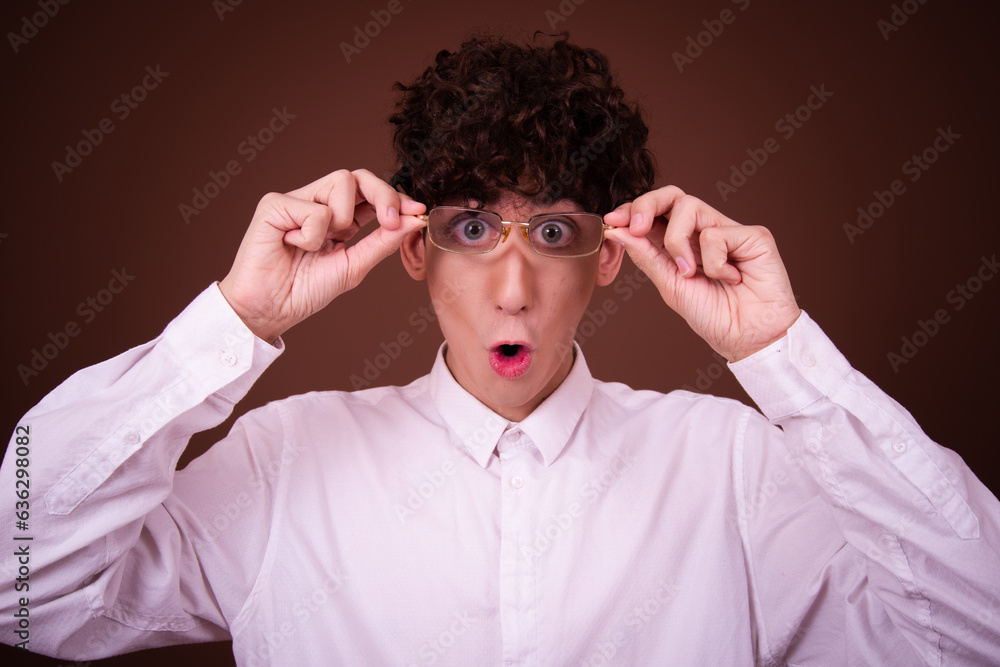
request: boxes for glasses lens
[428,208,503,254]
[528,213,604,258]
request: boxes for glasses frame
[416,206,612,259]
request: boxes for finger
[625,185,686,237]
[286,169,424,235]
[251,193,334,252]
[603,226,678,290]
[400,196,427,216]
[352,168,425,232]
[603,201,633,228]
[284,169,358,239]
[275,201,335,252]
[698,227,744,286]
[661,195,739,278]
[341,211,428,290]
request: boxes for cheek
[539,269,597,338]
[551,263,598,302]
[426,260,483,331]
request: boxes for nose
[490,227,534,314]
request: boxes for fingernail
[676,256,690,275]
[388,206,399,224]
[631,212,644,228]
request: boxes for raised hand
[603,186,801,362]
[218,168,426,343]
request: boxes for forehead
[443,191,586,216]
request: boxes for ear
[400,228,427,280]
[595,236,625,287]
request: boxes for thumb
[604,227,680,288]
[342,215,425,290]
[604,227,692,317]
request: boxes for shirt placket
[497,427,537,666]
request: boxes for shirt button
[123,431,140,445]
[220,350,238,367]
[892,441,907,454]
[510,431,521,442]
[511,476,525,489]
[800,351,816,367]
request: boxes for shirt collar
[427,342,594,469]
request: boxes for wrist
[216,279,284,345]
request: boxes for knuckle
[677,193,703,210]
[700,226,722,242]
[257,191,283,209]
[328,170,353,192]
[260,191,282,203]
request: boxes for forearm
[732,311,1000,664]
[0,283,282,657]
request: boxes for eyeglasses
[417,206,611,258]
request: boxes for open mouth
[489,342,532,379]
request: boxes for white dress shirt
[1,283,999,666]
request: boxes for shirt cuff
[160,283,284,403]
[728,311,852,420]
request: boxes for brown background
[2,0,998,663]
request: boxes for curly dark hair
[388,32,656,215]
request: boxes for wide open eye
[531,218,576,248]
[459,219,486,242]
[442,212,499,251]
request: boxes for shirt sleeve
[0,283,284,659]
[728,310,1000,666]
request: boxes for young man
[2,33,999,665]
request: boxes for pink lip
[489,342,533,379]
